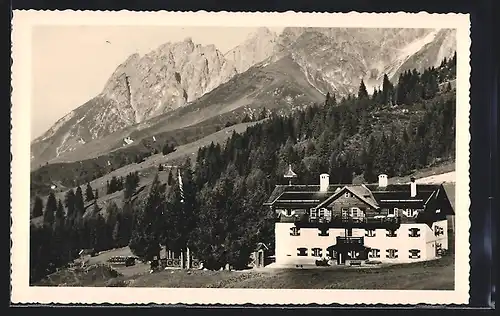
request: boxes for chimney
[320,173,330,192]
[410,177,417,197]
[378,174,388,188]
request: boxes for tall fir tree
[129,174,165,260]
[382,74,394,105]
[32,196,44,218]
[43,192,57,227]
[64,189,76,226]
[358,79,369,100]
[85,182,94,202]
[74,186,85,217]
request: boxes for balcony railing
[286,214,402,229]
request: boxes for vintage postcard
[11,10,471,305]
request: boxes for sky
[31,25,285,141]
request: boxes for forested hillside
[31,54,456,283]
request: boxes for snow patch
[387,29,440,79]
[399,30,439,58]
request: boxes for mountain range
[30,27,456,169]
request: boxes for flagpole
[178,168,188,268]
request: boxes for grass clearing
[37,232,455,290]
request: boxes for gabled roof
[315,185,379,209]
[263,182,451,214]
[263,184,343,206]
[366,184,441,208]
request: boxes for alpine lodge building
[263,166,455,267]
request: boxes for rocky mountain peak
[31,27,456,168]
[225,27,279,73]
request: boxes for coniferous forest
[30,54,456,283]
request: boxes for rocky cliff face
[31,38,238,167]
[31,27,456,168]
[274,27,456,94]
[225,27,279,73]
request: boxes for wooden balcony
[288,214,402,230]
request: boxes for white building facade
[264,172,454,267]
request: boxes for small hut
[251,242,269,268]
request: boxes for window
[297,248,307,256]
[347,250,360,259]
[344,192,351,198]
[341,208,349,218]
[311,248,322,257]
[324,209,332,221]
[290,227,300,236]
[310,208,317,219]
[406,208,414,217]
[365,229,376,237]
[350,207,360,218]
[369,249,380,258]
[434,226,444,236]
[318,228,329,236]
[409,249,421,259]
[408,228,420,237]
[347,228,353,237]
[386,229,397,237]
[388,208,399,216]
[318,208,325,218]
[386,249,398,259]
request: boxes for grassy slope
[36,56,324,168]
[30,120,262,222]
[36,232,455,290]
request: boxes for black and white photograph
[11,11,471,305]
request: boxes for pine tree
[85,182,94,201]
[382,74,394,105]
[163,166,197,254]
[32,196,44,218]
[54,199,65,229]
[358,79,369,100]
[75,186,85,217]
[129,174,165,260]
[167,169,173,185]
[43,192,57,227]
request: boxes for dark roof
[316,185,379,209]
[364,184,440,192]
[263,184,344,205]
[264,183,448,211]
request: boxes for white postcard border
[11,10,471,305]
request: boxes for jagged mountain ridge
[31,38,238,166]
[45,55,326,165]
[31,27,456,168]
